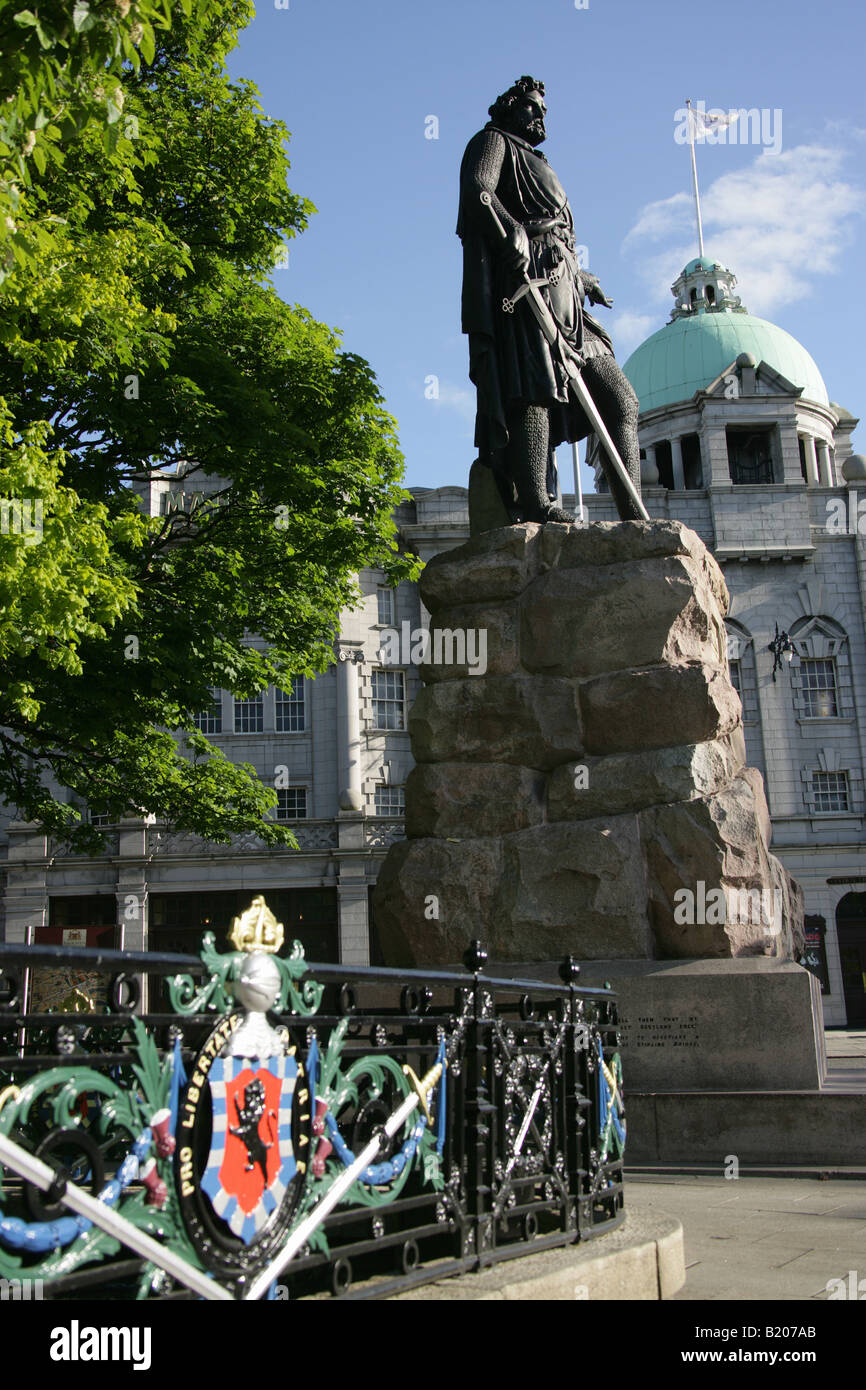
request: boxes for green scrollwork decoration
[165,931,236,1015]
[165,931,322,1017]
[0,1019,203,1289]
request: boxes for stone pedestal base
[625,1092,866,1167]
[576,958,826,1092]
[483,955,825,1090]
[483,957,832,1165]
[374,520,804,966]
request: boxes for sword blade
[519,284,648,520]
[493,1079,545,1219]
[521,279,559,345]
[567,372,649,520]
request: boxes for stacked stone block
[374,520,804,967]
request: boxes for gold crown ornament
[228,896,285,955]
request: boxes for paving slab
[825,1030,866,1060]
[374,1176,866,1301]
[629,1174,866,1301]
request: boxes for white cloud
[432,381,476,421]
[621,144,865,317]
[823,119,866,144]
[610,310,656,356]
[622,191,692,248]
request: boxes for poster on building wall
[28,924,115,1013]
[803,916,830,994]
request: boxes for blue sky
[228,0,866,494]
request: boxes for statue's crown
[228,895,284,955]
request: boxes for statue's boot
[581,355,643,522]
[507,405,574,525]
[543,502,576,523]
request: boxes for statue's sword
[479,191,649,521]
[244,1060,444,1301]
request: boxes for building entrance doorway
[836,893,866,1026]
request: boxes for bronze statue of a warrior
[457,75,644,524]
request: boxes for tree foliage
[0,0,419,852]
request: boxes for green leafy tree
[0,0,419,852]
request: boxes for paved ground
[629,1174,866,1300]
[817,1028,866,1089]
[824,1030,866,1059]
[824,1030,866,1092]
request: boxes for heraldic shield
[201,1054,298,1245]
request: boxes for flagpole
[685,98,705,258]
[571,441,584,524]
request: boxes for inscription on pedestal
[619,1014,700,1050]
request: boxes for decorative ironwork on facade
[0,901,625,1301]
[146,823,339,858]
[364,820,406,849]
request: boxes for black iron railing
[0,930,625,1301]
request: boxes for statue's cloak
[457,124,613,471]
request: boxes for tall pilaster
[800,434,819,487]
[3,825,48,944]
[115,817,150,1007]
[816,439,834,487]
[670,435,685,491]
[336,643,363,813]
[803,435,820,488]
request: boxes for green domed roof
[623,312,829,413]
[682,255,724,275]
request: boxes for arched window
[789,616,853,721]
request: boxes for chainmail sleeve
[460,128,524,244]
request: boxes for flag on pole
[683,101,739,257]
[688,107,740,141]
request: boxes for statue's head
[488,76,547,146]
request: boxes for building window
[149,888,339,963]
[377,586,395,626]
[276,679,305,733]
[234,693,264,733]
[654,440,673,489]
[88,807,111,828]
[374,785,405,817]
[811,771,849,813]
[726,426,775,484]
[50,896,116,928]
[681,433,703,489]
[276,787,308,820]
[800,659,838,718]
[371,670,405,730]
[193,689,222,734]
[724,623,763,738]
